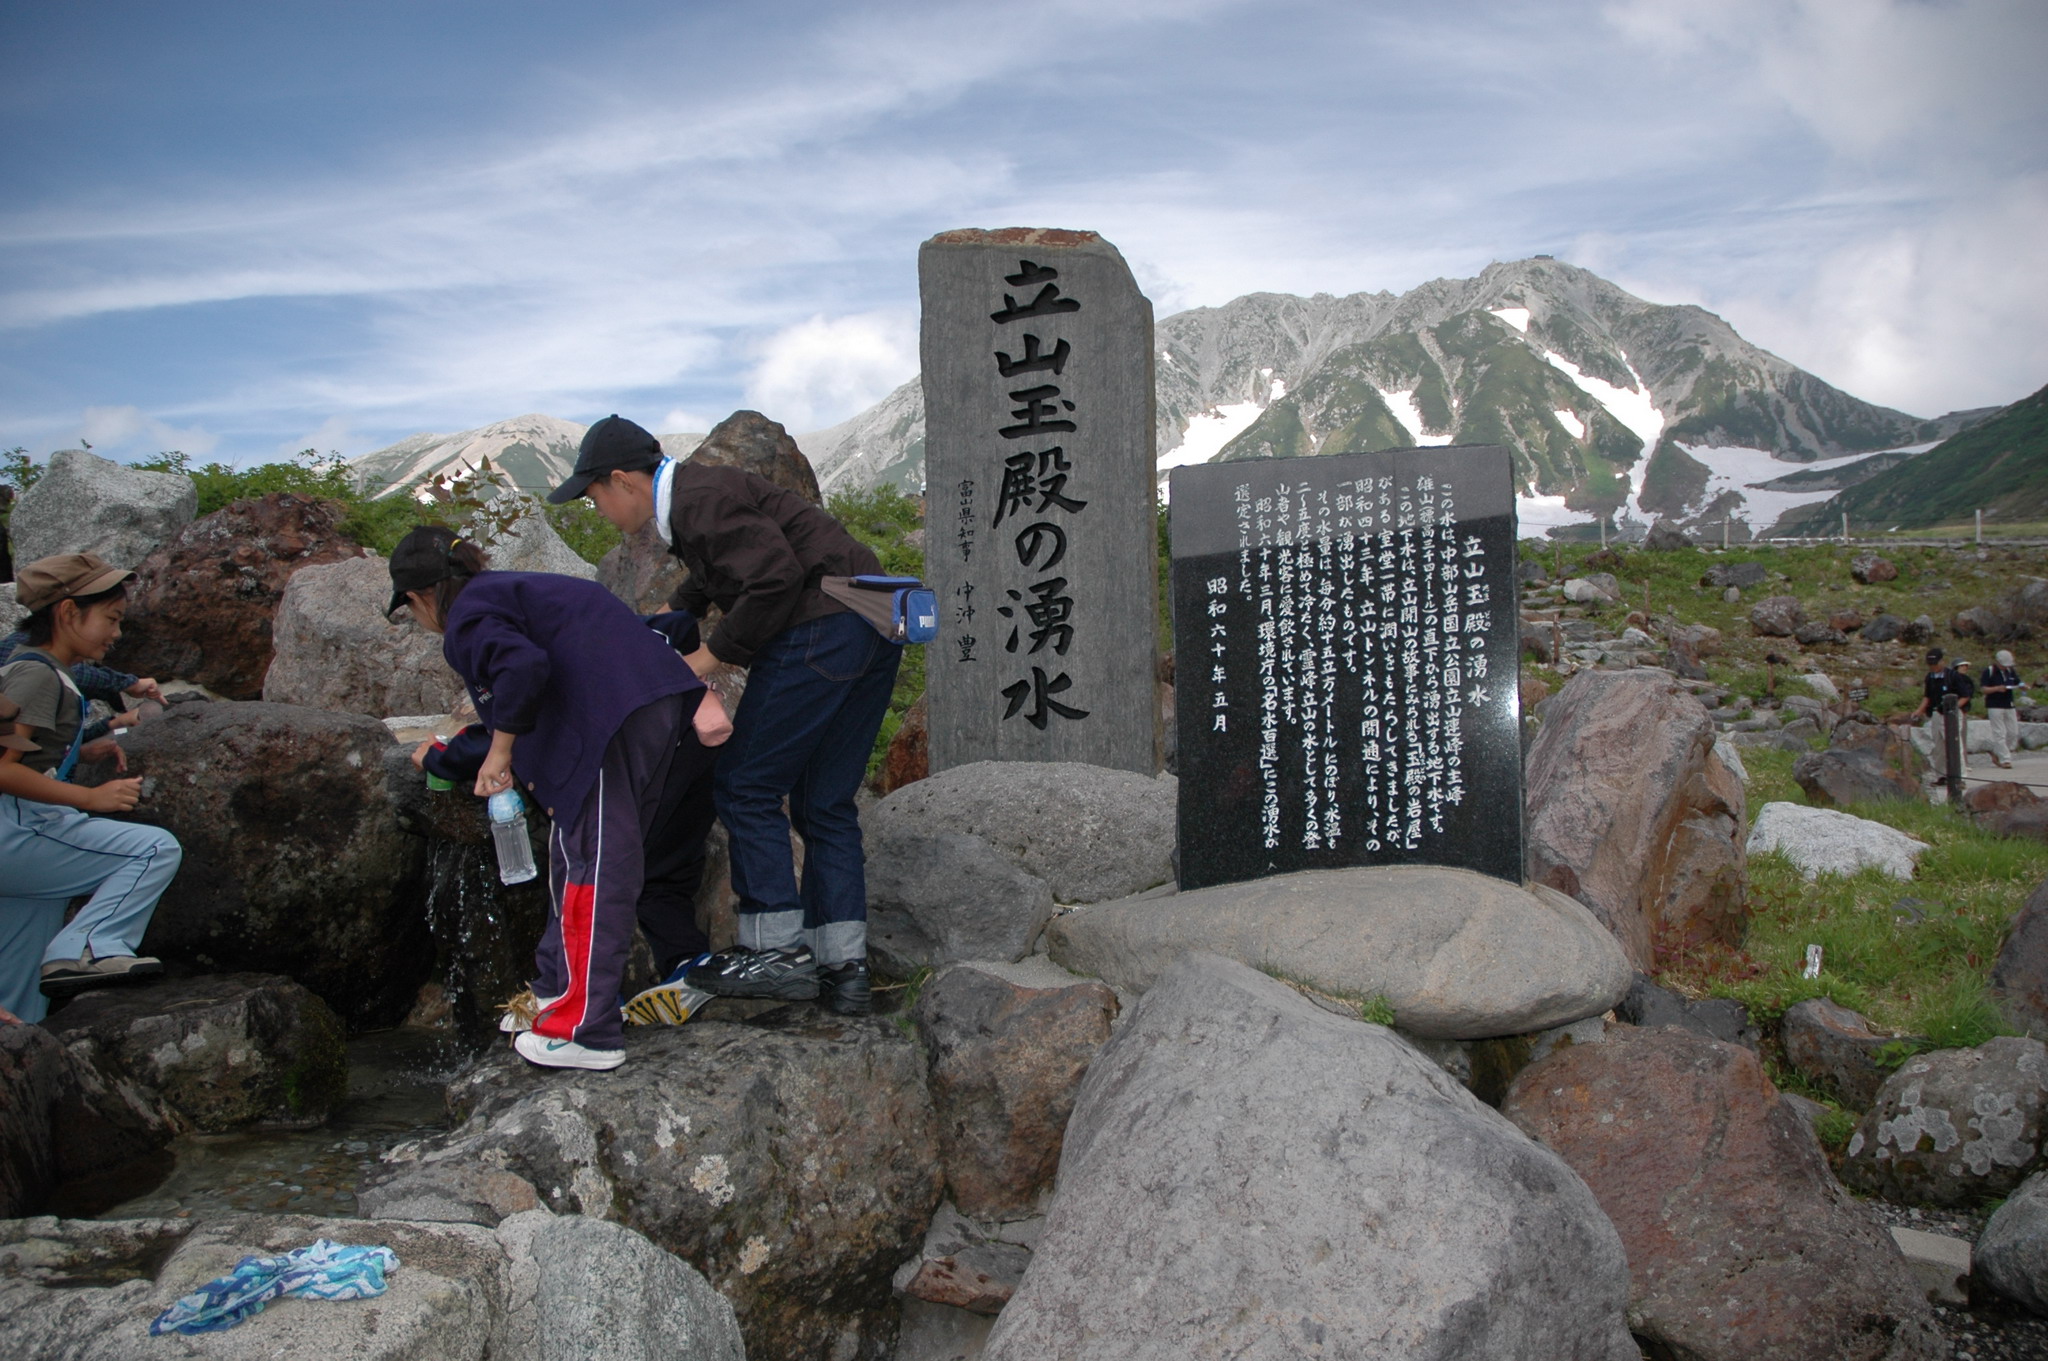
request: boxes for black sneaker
[685,945,820,1001]
[818,959,871,1016]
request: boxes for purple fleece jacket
[440,572,702,824]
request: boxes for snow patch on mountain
[1382,389,1452,447]
[1517,493,1596,532]
[1540,350,1665,515]
[1552,409,1586,440]
[1684,444,1890,533]
[1489,306,1532,334]
[1159,400,1266,476]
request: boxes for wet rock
[1048,864,1630,1040]
[866,761,1175,905]
[1976,1169,2048,1317]
[1780,997,1914,1110]
[689,409,824,504]
[872,691,928,794]
[359,1161,543,1226]
[1616,973,1759,1050]
[74,702,431,1027]
[1504,1027,1939,1360]
[9,448,197,569]
[1992,878,2048,1040]
[0,1019,174,1218]
[1853,553,1899,585]
[866,829,1054,972]
[1748,801,1928,881]
[49,973,347,1132]
[1841,1036,2048,1207]
[1704,561,1768,591]
[264,555,468,718]
[106,493,366,700]
[1525,668,1748,971]
[983,954,1638,1361]
[913,964,1118,1219]
[387,1012,942,1361]
[892,1204,1030,1314]
[1863,612,1907,643]
[597,519,691,613]
[1793,747,1922,807]
[1750,595,1805,637]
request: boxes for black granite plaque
[1170,445,1524,890]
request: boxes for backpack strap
[0,652,88,782]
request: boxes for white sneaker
[513,1030,624,1071]
[497,988,564,1034]
[623,954,714,1027]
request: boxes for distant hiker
[1902,647,1968,781]
[1983,649,2025,770]
[385,526,731,1071]
[551,415,898,1015]
[0,553,181,1023]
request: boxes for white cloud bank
[746,312,917,434]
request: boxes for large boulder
[1992,877,2048,1039]
[689,409,823,504]
[866,761,1175,904]
[375,1013,942,1361]
[982,954,1638,1360]
[49,973,347,1132]
[1748,802,1928,881]
[470,500,598,578]
[74,702,431,1027]
[1642,518,1690,550]
[865,828,1055,972]
[1862,612,1906,643]
[1793,748,1922,807]
[0,1019,174,1218]
[913,963,1118,1219]
[1502,1026,1940,1361]
[1750,594,1805,636]
[1047,864,1630,1039]
[1704,561,1768,590]
[598,519,689,613]
[105,493,366,699]
[0,1210,745,1361]
[1841,1036,2048,1207]
[1852,553,1899,584]
[8,448,197,569]
[1780,997,1913,1110]
[1525,668,1748,970]
[1975,1168,2048,1317]
[264,555,468,718]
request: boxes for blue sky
[2,0,2043,466]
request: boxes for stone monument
[1169,445,1523,889]
[919,228,1159,776]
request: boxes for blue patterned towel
[149,1239,399,1335]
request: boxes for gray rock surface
[1975,1169,2048,1317]
[264,555,468,718]
[1046,864,1631,1039]
[866,761,1174,904]
[1793,748,1922,807]
[913,965,1117,1219]
[982,954,1638,1361]
[1842,1036,2048,1207]
[73,701,432,1027]
[1863,612,1906,643]
[1750,594,1805,636]
[1748,802,1928,881]
[10,448,197,569]
[895,1299,993,1361]
[1992,876,2048,1040]
[0,583,24,632]
[598,519,689,613]
[49,973,346,1131]
[891,1203,1031,1314]
[470,500,598,579]
[379,1013,940,1360]
[495,1210,745,1361]
[1780,997,1914,1110]
[1617,973,1760,1050]
[0,1020,173,1218]
[1705,561,1768,590]
[865,828,1054,969]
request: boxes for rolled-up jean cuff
[737,909,805,952]
[808,920,867,968]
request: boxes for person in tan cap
[0,552,182,1023]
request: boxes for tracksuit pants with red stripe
[530,692,710,1052]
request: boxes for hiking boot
[685,945,820,1001]
[818,959,872,1016]
[513,1031,624,1071]
[623,954,714,1026]
[40,954,162,997]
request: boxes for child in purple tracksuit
[384,526,729,1070]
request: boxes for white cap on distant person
[1998,649,2017,667]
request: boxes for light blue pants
[0,794,181,1023]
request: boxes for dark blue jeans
[715,610,900,964]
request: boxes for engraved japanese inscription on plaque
[1169,445,1523,890]
[919,228,1160,777]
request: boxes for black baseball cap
[1926,648,1944,664]
[547,414,662,504]
[386,525,467,619]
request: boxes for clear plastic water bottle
[487,789,539,885]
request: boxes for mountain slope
[1772,384,2048,534]
[352,416,707,500]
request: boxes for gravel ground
[1864,1201,2048,1360]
